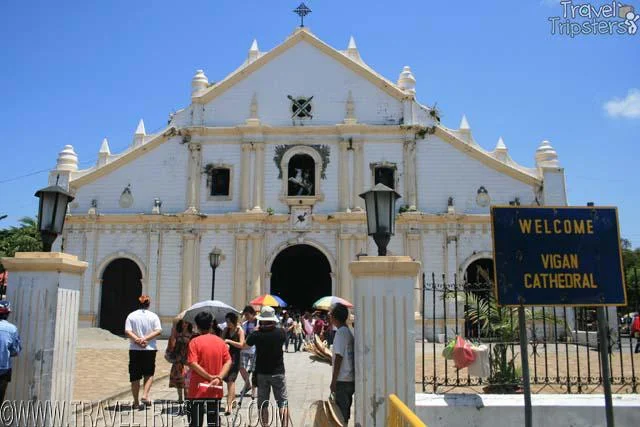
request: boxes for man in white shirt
[329,303,354,424]
[124,295,162,410]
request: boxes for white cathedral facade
[47,28,568,335]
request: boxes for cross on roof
[293,3,312,27]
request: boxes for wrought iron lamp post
[209,247,222,300]
[34,182,75,252]
[359,183,401,256]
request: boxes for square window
[374,167,395,189]
[210,168,230,196]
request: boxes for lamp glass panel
[375,191,391,234]
[363,192,377,235]
[53,193,70,233]
[39,192,58,232]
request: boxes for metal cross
[293,3,312,27]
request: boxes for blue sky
[1,0,639,244]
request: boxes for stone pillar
[186,142,202,214]
[352,140,364,211]
[233,234,249,309]
[249,234,264,300]
[338,233,352,300]
[350,256,421,426]
[240,143,252,211]
[181,232,197,309]
[338,140,349,211]
[252,143,265,212]
[1,252,88,413]
[406,231,423,316]
[403,138,417,210]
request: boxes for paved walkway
[73,331,337,426]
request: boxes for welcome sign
[491,206,626,306]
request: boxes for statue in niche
[287,154,315,196]
[288,168,313,196]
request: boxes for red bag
[452,336,476,369]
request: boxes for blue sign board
[491,206,626,306]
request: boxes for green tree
[621,238,640,312]
[0,217,43,272]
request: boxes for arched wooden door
[99,258,142,335]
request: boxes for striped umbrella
[312,296,353,311]
[250,294,288,307]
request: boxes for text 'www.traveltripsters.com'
[0,400,292,427]
[548,1,639,36]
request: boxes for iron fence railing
[418,272,640,394]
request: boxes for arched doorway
[463,258,494,338]
[99,258,142,335]
[270,244,331,312]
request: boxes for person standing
[0,301,21,404]
[631,313,640,353]
[293,316,303,352]
[186,312,232,427]
[245,306,289,426]
[239,306,257,399]
[124,295,162,410]
[222,312,245,416]
[167,320,193,404]
[329,303,355,424]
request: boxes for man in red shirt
[186,312,231,427]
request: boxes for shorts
[257,374,288,409]
[224,368,239,383]
[129,350,157,382]
[241,352,255,372]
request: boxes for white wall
[415,394,640,427]
[71,138,188,215]
[416,136,536,214]
[202,40,403,127]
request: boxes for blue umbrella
[273,295,288,307]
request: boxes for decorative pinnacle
[459,114,470,130]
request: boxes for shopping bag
[441,338,456,360]
[452,336,476,369]
[468,344,490,377]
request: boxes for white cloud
[604,89,640,119]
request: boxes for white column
[249,234,264,300]
[352,140,364,211]
[350,256,421,426]
[406,232,423,316]
[252,143,265,212]
[339,233,352,300]
[240,143,252,211]
[1,252,88,419]
[186,142,202,213]
[403,138,417,210]
[181,233,196,309]
[338,140,349,211]
[233,234,249,309]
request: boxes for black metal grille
[418,271,640,394]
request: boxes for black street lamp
[359,183,401,256]
[34,181,75,252]
[209,247,222,300]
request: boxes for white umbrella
[183,300,240,325]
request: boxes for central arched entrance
[270,244,331,312]
[99,258,142,335]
